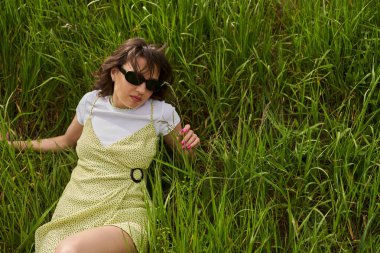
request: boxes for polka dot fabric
[35,98,158,253]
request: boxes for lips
[131,95,142,102]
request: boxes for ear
[110,67,118,82]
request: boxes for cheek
[145,90,154,99]
[113,79,128,94]
[113,80,121,91]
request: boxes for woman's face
[111,57,159,109]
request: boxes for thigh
[55,225,137,253]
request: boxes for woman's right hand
[0,115,83,152]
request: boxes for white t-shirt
[76,90,181,146]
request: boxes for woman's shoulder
[151,99,176,110]
[151,99,177,116]
[151,99,180,128]
[82,90,100,100]
[78,90,100,105]
[150,99,180,135]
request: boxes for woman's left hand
[178,124,200,151]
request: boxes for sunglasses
[117,66,162,92]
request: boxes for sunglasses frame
[117,65,162,92]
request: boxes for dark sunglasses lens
[146,80,161,92]
[124,70,161,92]
[125,72,141,86]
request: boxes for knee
[54,238,79,253]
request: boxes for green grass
[1,0,379,252]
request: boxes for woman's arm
[3,115,83,152]
[163,123,200,152]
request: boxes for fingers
[179,124,200,151]
[180,124,191,135]
[0,132,10,141]
[0,132,6,141]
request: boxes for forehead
[124,57,159,77]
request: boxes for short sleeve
[156,102,181,136]
[76,90,98,125]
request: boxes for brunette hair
[93,38,173,100]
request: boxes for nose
[136,81,147,94]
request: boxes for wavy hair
[93,38,173,100]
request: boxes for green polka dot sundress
[35,96,158,252]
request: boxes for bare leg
[54,225,138,253]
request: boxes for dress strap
[89,94,100,117]
[150,100,154,122]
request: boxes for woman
[5,38,200,253]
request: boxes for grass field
[1,0,379,252]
